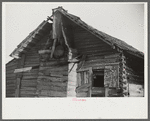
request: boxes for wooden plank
[14,67,32,73]
[80,72,84,85]
[77,73,82,87]
[50,39,57,58]
[15,78,21,97]
[88,67,93,97]
[84,72,87,84]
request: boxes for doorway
[91,70,105,97]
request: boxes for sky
[3,2,146,63]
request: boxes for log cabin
[6,7,144,97]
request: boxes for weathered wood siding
[6,59,18,97]
[35,35,68,97]
[73,25,119,69]
[19,35,49,97]
[37,58,68,97]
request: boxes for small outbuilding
[6,7,144,97]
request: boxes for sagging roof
[53,7,144,59]
[10,7,144,59]
[10,20,52,58]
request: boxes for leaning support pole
[50,38,57,58]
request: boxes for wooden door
[76,68,92,97]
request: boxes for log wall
[36,58,68,97]
[35,35,68,97]
[73,25,120,69]
[73,25,121,97]
[6,59,18,97]
[19,35,48,97]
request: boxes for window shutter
[104,65,119,88]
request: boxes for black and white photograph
[2,2,148,119]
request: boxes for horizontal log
[25,54,39,58]
[37,85,67,91]
[22,75,38,79]
[86,53,120,62]
[82,49,114,55]
[83,62,118,68]
[23,72,38,76]
[6,73,17,78]
[6,86,16,90]
[24,60,39,64]
[39,65,68,71]
[20,94,37,97]
[85,58,119,64]
[104,53,121,58]
[25,52,39,56]
[40,90,67,97]
[21,82,37,87]
[77,46,111,52]
[6,66,17,71]
[20,90,36,94]
[6,94,15,97]
[21,79,37,83]
[40,61,68,67]
[77,62,119,72]
[76,44,109,51]
[20,87,36,91]
[39,71,68,76]
[37,75,67,82]
[6,69,16,74]
[25,54,39,59]
[6,77,16,82]
[87,51,116,57]
[6,61,18,67]
[6,83,16,87]
[6,64,18,70]
[75,42,105,48]
[76,92,88,97]
[24,63,39,67]
[39,70,68,75]
[37,81,67,87]
[6,81,16,86]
